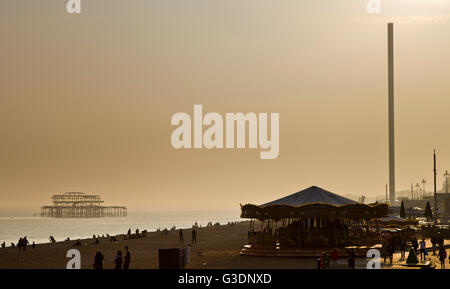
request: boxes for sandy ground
[0,222,448,269]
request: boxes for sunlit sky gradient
[1,0,450,208]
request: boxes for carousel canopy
[241,186,389,220]
[375,215,418,226]
[260,186,356,207]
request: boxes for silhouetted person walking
[330,248,339,269]
[348,248,355,269]
[22,236,29,251]
[431,235,437,255]
[419,239,426,262]
[93,251,104,269]
[399,239,406,259]
[123,246,131,269]
[18,238,23,251]
[412,237,418,253]
[179,229,184,247]
[438,246,447,269]
[114,250,123,270]
[191,228,197,245]
[388,242,395,264]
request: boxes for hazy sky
[1,0,450,208]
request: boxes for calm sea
[0,207,241,246]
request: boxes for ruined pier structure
[41,192,127,218]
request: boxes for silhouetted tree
[400,201,406,218]
[424,201,433,220]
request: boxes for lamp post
[433,150,437,224]
[444,170,449,194]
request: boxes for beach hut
[241,186,388,249]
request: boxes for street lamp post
[433,150,437,224]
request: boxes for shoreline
[0,208,242,247]
[1,219,242,248]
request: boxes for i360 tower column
[388,23,395,204]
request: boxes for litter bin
[158,248,185,269]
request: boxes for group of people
[318,235,449,269]
[410,236,449,269]
[93,246,131,270]
[0,237,36,250]
[125,228,147,240]
[178,227,198,247]
[318,248,342,269]
[380,240,396,264]
[317,248,355,269]
[384,236,450,269]
[17,236,35,251]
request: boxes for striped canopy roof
[260,186,357,207]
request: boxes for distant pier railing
[41,192,127,218]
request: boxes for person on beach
[330,248,339,269]
[412,237,418,253]
[123,246,131,269]
[388,242,395,264]
[191,228,197,245]
[347,248,355,269]
[319,252,326,269]
[438,246,447,269]
[399,239,406,259]
[49,236,56,243]
[431,235,437,255]
[381,240,388,263]
[1,241,5,248]
[324,252,330,269]
[114,250,123,270]
[437,233,444,246]
[22,236,29,251]
[18,238,23,251]
[419,239,426,262]
[31,241,36,249]
[179,229,184,247]
[93,251,104,269]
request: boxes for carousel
[240,186,389,256]
[370,215,418,247]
